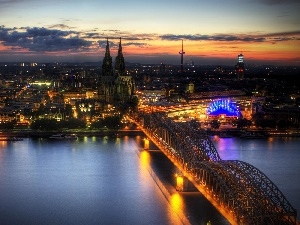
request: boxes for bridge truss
[136,112,297,225]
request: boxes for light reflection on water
[138,149,186,224]
[2,135,298,224]
[0,137,186,225]
[170,193,184,216]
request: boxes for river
[0,135,299,224]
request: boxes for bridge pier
[143,138,150,150]
[175,173,196,192]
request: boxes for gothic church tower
[99,38,115,103]
[99,38,135,105]
[102,38,114,79]
[115,37,125,76]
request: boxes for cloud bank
[1,25,299,53]
[0,25,299,65]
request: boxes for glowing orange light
[144,138,149,150]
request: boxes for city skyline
[0,0,300,66]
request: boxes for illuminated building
[235,53,244,80]
[186,82,194,94]
[207,99,241,119]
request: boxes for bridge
[131,112,298,225]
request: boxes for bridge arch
[192,160,297,224]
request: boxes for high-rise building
[235,53,244,79]
[98,38,135,104]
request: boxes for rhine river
[0,135,299,225]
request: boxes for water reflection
[139,150,151,186]
[2,136,295,224]
[140,150,151,168]
[0,140,8,148]
[170,193,184,216]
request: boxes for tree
[128,96,139,111]
[64,104,73,118]
[118,96,140,114]
[210,120,220,130]
[103,115,122,129]
[236,118,252,129]
[30,119,59,131]
[0,122,15,131]
[90,115,122,130]
[30,103,45,119]
[61,118,86,129]
[90,120,104,130]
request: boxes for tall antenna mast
[179,40,185,73]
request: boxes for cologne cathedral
[98,38,135,105]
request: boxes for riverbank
[0,129,144,138]
[208,129,300,137]
[1,128,300,139]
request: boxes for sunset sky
[0,0,299,66]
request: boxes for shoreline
[1,129,300,138]
[0,129,144,138]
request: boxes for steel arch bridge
[136,112,297,225]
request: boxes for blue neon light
[207,99,241,117]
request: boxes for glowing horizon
[0,0,299,66]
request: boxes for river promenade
[1,127,300,139]
[0,129,144,138]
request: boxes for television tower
[179,40,185,73]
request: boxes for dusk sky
[0,0,299,66]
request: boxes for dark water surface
[0,136,299,224]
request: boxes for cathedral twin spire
[102,38,125,77]
[115,37,125,76]
[99,38,134,103]
[102,38,113,76]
